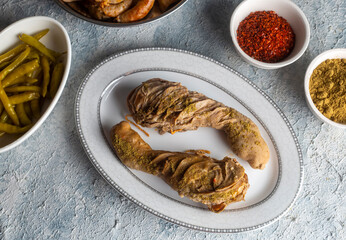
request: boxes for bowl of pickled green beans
[0,16,71,153]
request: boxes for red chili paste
[237,11,295,63]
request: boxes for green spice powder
[309,58,346,124]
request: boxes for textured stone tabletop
[0,0,345,239]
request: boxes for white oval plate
[0,16,72,152]
[75,48,303,232]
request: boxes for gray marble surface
[0,0,345,239]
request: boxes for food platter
[54,0,189,27]
[75,48,303,232]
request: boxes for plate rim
[74,47,304,233]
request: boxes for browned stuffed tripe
[63,0,182,23]
[127,78,270,169]
[111,121,249,213]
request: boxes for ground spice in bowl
[309,58,346,124]
[236,11,295,63]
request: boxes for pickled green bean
[49,62,64,98]
[19,34,55,62]
[5,86,41,93]
[23,102,33,118]
[0,28,49,65]
[8,92,40,105]
[0,61,11,70]
[16,103,31,126]
[0,83,19,125]
[0,110,9,137]
[0,47,30,82]
[1,59,39,87]
[30,99,41,119]
[0,122,32,134]
[41,55,50,97]
[27,50,40,61]
[0,45,26,65]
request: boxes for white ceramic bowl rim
[0,16,72,153]
[230,0,310,69]
[304,48,346,128]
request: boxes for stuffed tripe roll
[111,121,249,213]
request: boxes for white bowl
[230,0,310,69]
[304,48,346,129]
[0,16,72,153]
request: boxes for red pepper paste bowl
[230,0,310,69]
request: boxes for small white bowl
[0,16,72,153]
[304,48,346,129]
[230,0,310,69]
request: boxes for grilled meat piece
[111,121,249,212]
[127,78,270,169]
